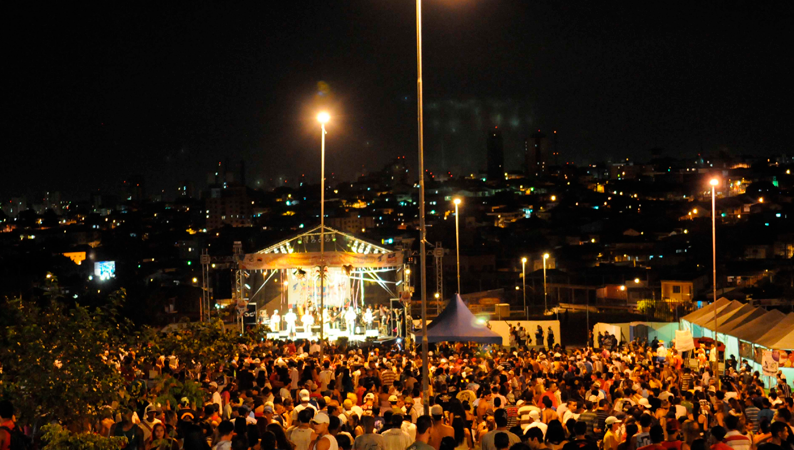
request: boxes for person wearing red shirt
[0,400,16,450]
[541,382,559,409]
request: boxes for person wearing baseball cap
[389,395,401,414]
[603,416,621,450]
[311,411,339,450]
[524,410,547,439]
[428,404,454,450]
[292,389,318,422]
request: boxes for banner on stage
[675,329,695,352]
[241,251,404,270]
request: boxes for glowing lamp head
[453,198,461,205]
[543,253,550,259]
[709,178,719,187]
[521,257,527,263]
[405,269,411,275]
[434,292,440,299]
[634,278,641,284]
[317,112,330,124]
[619,285,626,291]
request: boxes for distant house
[661,274,707,302]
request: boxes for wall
[488,320,561,347]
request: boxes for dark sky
[5,2,791,199]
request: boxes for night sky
[5,2,791,199]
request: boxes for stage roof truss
[255,225,391,255]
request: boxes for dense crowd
[1,336,793,450]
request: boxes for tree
[0,289,132,430]
[40,424,127,450]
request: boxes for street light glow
[453,198,461,205]
[634,278,640,283]
[543,253,549,259]
[709,178,719,186]
[317,112,330,124]
[521,257,527,263]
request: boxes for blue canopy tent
[423,294,502,344]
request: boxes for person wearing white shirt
[345,307,357,336]
[319,362,335,391]
[382,415,413,450]
[525,411,547,438]
[302,313,314,334]
[285,309,298,337]
[271,310,281,332]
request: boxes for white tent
[728,309,787,342]
[681,298,731,326]
[754,313,794,351]
[719,305,766,335]
[690,300,743,328]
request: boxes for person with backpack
[0,400,27,450]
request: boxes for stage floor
[266,328,385,342]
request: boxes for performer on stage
[345,306,357,337]
[364,307,374,330]
[301,311,314,335]
[284,308,297,337]
[322,308,331,333]
[270,309,281,332]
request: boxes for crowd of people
[2,335,793,450]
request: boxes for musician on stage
[364,306,374,330]
[270,309,281,332]
[378,305,390,335]
[344,306,357,337]
[301,311,314,335]
[284,308,298,337]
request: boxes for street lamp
[543,253,550,313]
[453,198,462,294]
[521,257,527,318]
[318,112,329,358]
[710,177,719,375]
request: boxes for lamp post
[454,198,461,294]
[521,257,527,318]
[318,112,329,359]
[543,253,549,313]
[416,0,429,416]
[710,177,719,375]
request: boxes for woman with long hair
[544,420,568,450]
[145,423,178,450]
[267,423,295,450]
[451,416,473,450]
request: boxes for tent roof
[726,309,787,342]
[691,300,743,327]
[754,313,794,350]
[681,298,732,323]
[717,304,765,334]
[423,294,502,344]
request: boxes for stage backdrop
[287,267,351,309]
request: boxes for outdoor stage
[231,225,410,340]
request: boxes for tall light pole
[454,198,461,294]
[416,0,429,416]
[521,257,527,318]
[710,177,719,375]
[318,111,330,359]
[543,253,549,313]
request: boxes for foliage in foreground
[41,423,127,450]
